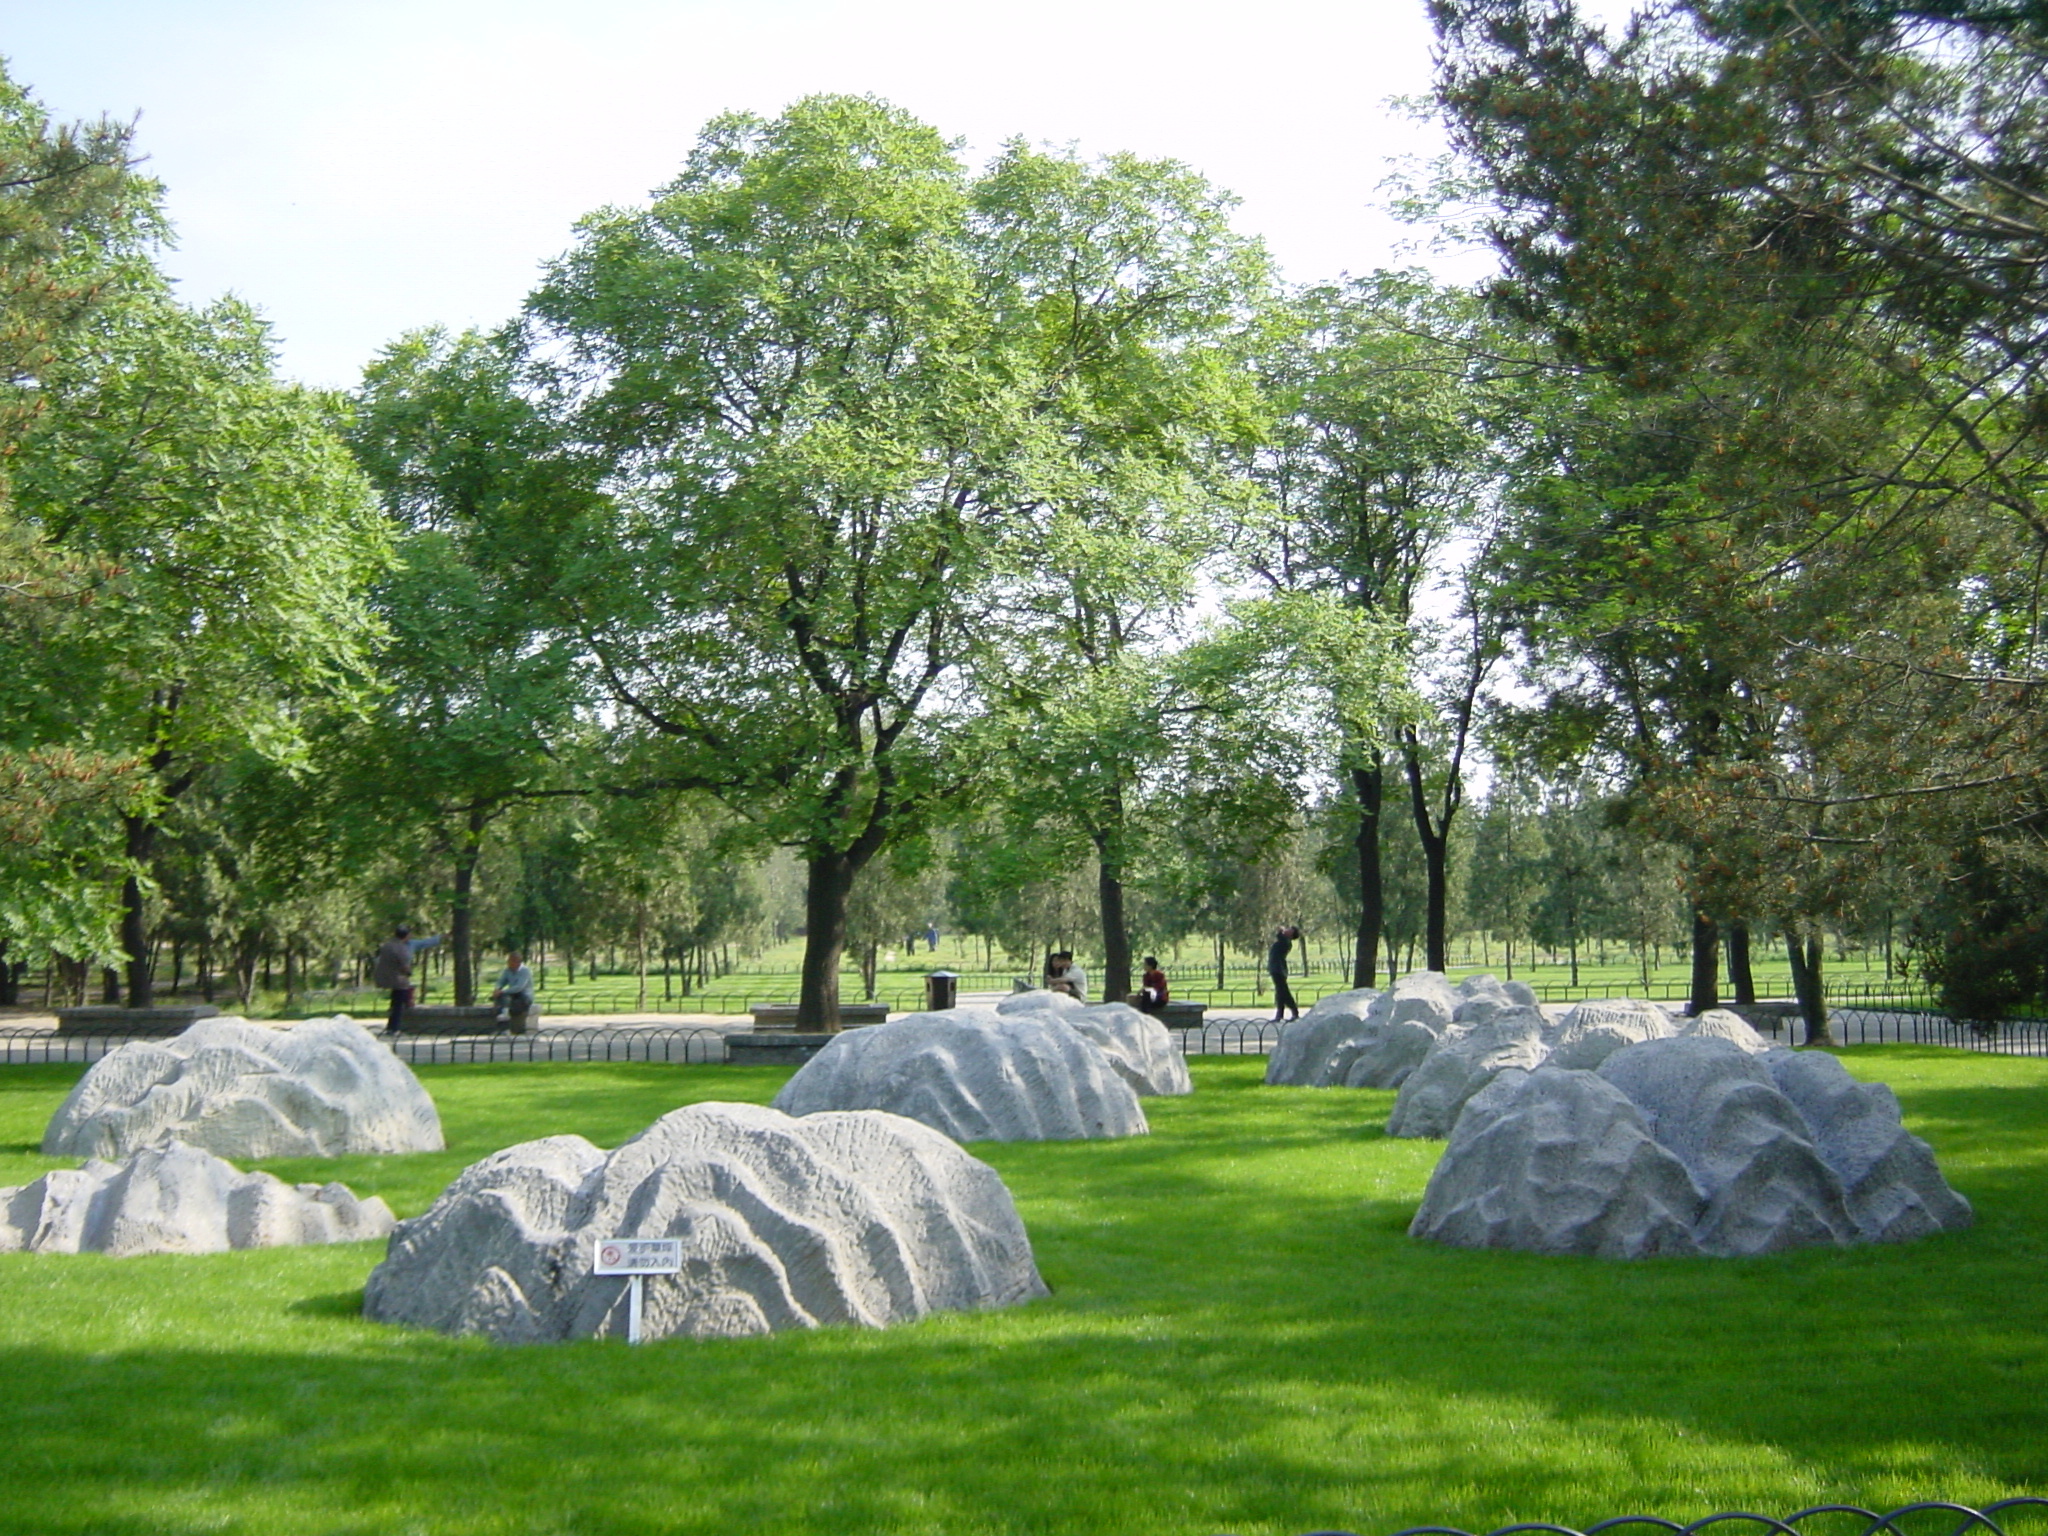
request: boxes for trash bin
[925,971,959,1011]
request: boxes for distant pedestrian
[1268,925,1302,1023]
[491,950,535,1030]
[372,924,441,1037]
[1132,956,1169,1015]
[926,923,939,953]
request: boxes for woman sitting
[1131,956,1169,1015]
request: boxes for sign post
[592,1236,684,1344]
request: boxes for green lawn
[1,1049,2042,1536]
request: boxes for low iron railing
[1293,1500,2048,1536]
[0,1018,1286,1065]
[7,1008,2041,1066]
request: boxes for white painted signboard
[593,1236,683,1343]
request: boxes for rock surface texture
[363,1101,1048,1343]
[1021,1000,1191,1098]
[42,1016,444,1160]
[1265,973,1505,1088]
[1385,993,1774,1139]
[1385,1004,1550,1139]
[773,1008,1149,1140]
[1,1139,394,1255]
[1266,972,1538,1093]
[1410,1035,1971,1257]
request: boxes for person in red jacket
[1133,956,1169,1015]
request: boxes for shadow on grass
[285,1289,367,1320]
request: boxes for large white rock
[773,1009,1147,1140]
[1058,1003,1192,1097]
[1386,998,1775,1140]
[1408,1068,1706,1258]
[0,1139,394,1256]
[1542,999,1678,1070]
[362,1102,1048,1343]
[1762,1049,1974,1242]
[1597,1037,1859,1255]
[1264,974,1459,1088]
[1411,1036,1972,1258]
[1263,988,1380,1086]
[1676,1008,1775,1053]
[1337,974,1460,1088]
[1385,1004,1550,1139]
[42,1016,442,1160]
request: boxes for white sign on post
[593,1236,683,1344]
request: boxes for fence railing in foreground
[1286,1499,2048,1536]
[0,1019,1284,1065]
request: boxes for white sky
[0,0,1558,389]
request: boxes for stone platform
[55,1004,220,1036]
[399,1005,542,1036]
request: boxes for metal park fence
[1295,1500,2048,1536]
[0,1017,1285,1067]
[8,999,2043,1067]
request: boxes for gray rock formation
[1542,999,1677,1070]
[1385,997,1774,1140]
[363,1101,1048,1343]
[1597,1037,1858,1254]
[1411,1035,1972,1258]
[1761,1049,1974,1242]
[1,1139,393,1255]
[1385,1004,1550,1139]
[1408,1067,1708,1257]
[1059,1003,1192,1097]
[1677,1008,1775,1053]
[1264,974,1462,1088]
[43,1015,443,1160]
[1262,988,1380,1086]
[773,1009,1147,1140]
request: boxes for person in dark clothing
[1133,956,1169,1014]
[1267,925,1302,1023]
[372,924,441,1037]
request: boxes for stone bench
[1157,1001,1209,1030]
[56,1004,220,1037]
[748,1003,890,1031]
[400,1005,542,1036]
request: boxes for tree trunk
[797,850,859,1030]
[1351,759,1385,989]
[1095,841,1132,1004]
[1786,925,1833,1046]
[119,811,159,1006]
[1726,921,1756,1004]
[1568,930,1579,988]
[1688,910,1720,1015]
[451,808,487,1007]
[1399,736,1456,974]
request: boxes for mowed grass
[0,1049,2044,1536]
